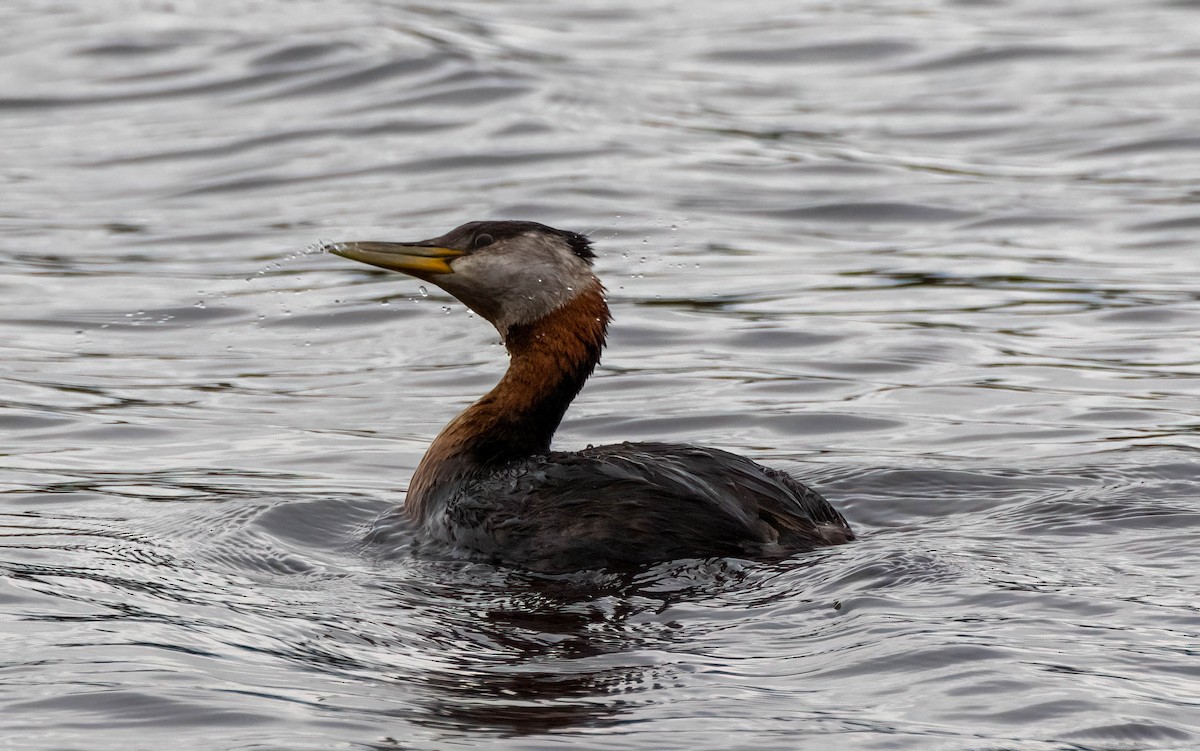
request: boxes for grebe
[329,221,853,572]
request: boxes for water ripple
[2,0,1199,749]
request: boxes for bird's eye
[473,233,494,249]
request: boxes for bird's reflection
[369,559,752,736]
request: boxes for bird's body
[330,220,853,572]
[409,441,851,572]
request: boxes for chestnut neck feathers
[406,279,610,516]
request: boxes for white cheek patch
[447,244,593,333]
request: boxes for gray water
[3,1,1199,749]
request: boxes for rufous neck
[407,279,609,515]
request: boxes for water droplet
[194,300,206,309]
[441,306,451,314]
[418,286,428,297]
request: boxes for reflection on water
[2,0,1199,749]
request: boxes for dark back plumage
[435,442,852,573]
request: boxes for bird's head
[329,220,598,336]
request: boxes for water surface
[2,1,1199,749]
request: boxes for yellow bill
[327,242,466,275]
